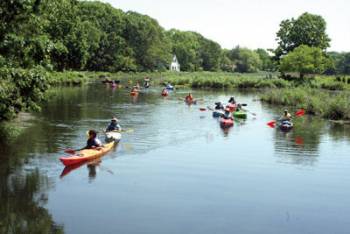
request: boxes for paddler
[106,117,121,132]
[223,107,233,119]
[85,130,102,149]
[228,96,236,104]
[280,109,292,122]
[215,102,224,110]
[185,93,193,102]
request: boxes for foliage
[275,12,331,60]
[0,67,48,120]
[261,88,350,120]
[229,46,262,72]
[279,45,332,78]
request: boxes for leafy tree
[275,12,331,60]
[279,45,332,78]
[229,46,262,73]
[167,29,202,71]
[124,11,171,71]
[199,37,222,71]
[255,48,275,71]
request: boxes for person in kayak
[85,130,102,149]
[144,78,150,88]
[185,93,194,102]
[223,107,233,119]
[215,102,224,110]
[106,117,121,132]
[228,97,236,104]
[280,109,292,122]
[131,86,139,93]
[236,103,243,111]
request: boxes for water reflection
[273,116,326,165]
[0,168,63,233]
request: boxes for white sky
[102,0,350,52]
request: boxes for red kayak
[220,117,234,127]
[226,103,237,112]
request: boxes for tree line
[0,0,274,73]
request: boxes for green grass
[260,88,350,120]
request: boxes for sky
[102,0,350,52]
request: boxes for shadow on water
[0,147,64,233]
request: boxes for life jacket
[86,138,102,149]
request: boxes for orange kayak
[59,142,115,166]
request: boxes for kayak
[59,142,115,166]
[279,121,293,131]
[233,110,247,119]
[226,103,237,112]
[105,131,122,142]
[212,111,223,118]
[220,117,234,127]
[130,91,138,96]
[166,85,174,90]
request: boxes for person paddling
[228,96,236,104]
[280,109,292,122]
[85,130,102,150]
[106,117,121,132]
[223,107,233,119]
[215,102,224,110]
[185,93,194,102]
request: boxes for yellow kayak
[59,142,115,166]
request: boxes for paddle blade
[267,120,276,128]
[199,108,206,111]
[295,109,305,117]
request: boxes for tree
[275,12,331,60]
[167,29,202,71]
[255,48,275,71]
[229,46,262,73]
[279,45,332,79]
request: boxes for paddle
[199,107,207,111]
[267,109,305,128]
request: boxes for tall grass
[261,88,350,120]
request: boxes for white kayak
[105,131,122,142]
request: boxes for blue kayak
[279,120,293,131]
[166,84,174,90]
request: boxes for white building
[170,55,180,72]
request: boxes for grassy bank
[261,88,350,120]
[78,71,350,91]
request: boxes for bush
[0,67,48,121]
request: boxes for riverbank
[261,88,350,120]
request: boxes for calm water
[1,84,350,234]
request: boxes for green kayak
[233,110,247,119]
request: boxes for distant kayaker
[236,103,242,111]
[85,130,102,149]
[228,97,236,104]
[280,109,292,122]
[185,93,193,102]
[223,108,233,119]
[215,102,224,110]
[131,86,139,93]
[106,117,121,132]
[161,88,168,96]
[144,79,150,88]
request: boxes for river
[1,83,350,234]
